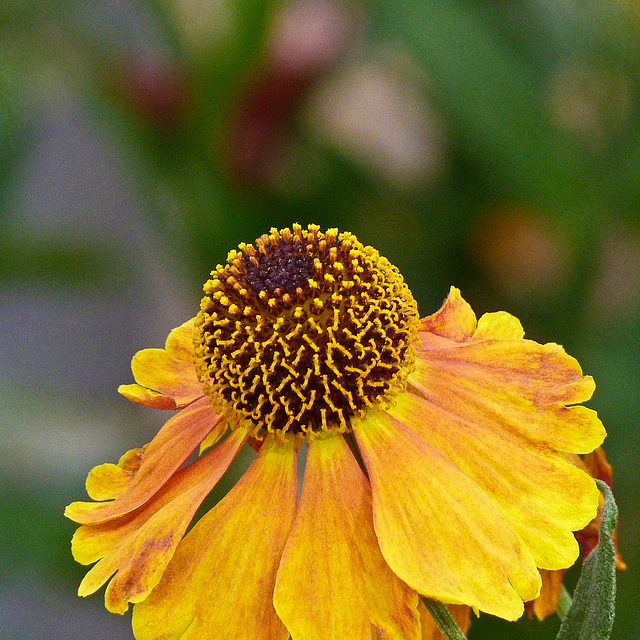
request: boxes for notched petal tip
[85,447,146,501]
[66,398,222,525]
[71,429,247,615]
[71,526,106,566]
[411,336,606,456]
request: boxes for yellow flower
[65,224,605,640]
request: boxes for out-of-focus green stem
[557,583,573,621]
[421,598,467,640]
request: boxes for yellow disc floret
[195,224,419,438]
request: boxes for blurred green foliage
[1,1,638,638]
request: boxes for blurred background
[0,0,638,638]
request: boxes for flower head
[66,224,606,639]
[195,224,418,437]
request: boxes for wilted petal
[354,409,541,621]
[274,433,420,640]
[131,435,297,640]
[73,428,246,613]
[119,318,203,409]
[389,392,599,570]
[525,569,565,621]
[66,397,224,524]
[570,449,626,568]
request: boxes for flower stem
[420,598,467,639]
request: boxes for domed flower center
[195,224,419,438]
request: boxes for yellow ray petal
[131,435,297,640]
[120,318,203,409]
[273,433,420,640]
[418,287,476,341]
[118,384,182,410]
[472,311,524,341]
[85,447,146,501]
[73,428,246,614]
[417,601,470,639]
[66,397,225,524]
[389,392,599,570]
[419,290,523,344]
[353,410,541,621]
[410,339,605,454]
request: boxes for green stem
[556,583,573,622]
[421,598,467,640]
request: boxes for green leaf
[556,479,617,640]
[420,598,467,640]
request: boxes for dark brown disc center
[243,251,315,295]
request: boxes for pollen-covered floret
[195,224,419,437]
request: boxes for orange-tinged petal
[73,428,246,614]
[419,287,476,341]
[354,409,541,621]
[420,289,526,343]
[85,447,146,501]
[418,601,470,639]
[525,569,565,621]
[274,433,420,640]
[118,384,182,410]
[389,392,599,570]
[582,447,613,483]
[65,397,225,524]
[131,434,297,640]
[121,318,203,409]
[410,340,605,454]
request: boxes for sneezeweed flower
[66,224,606,640]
